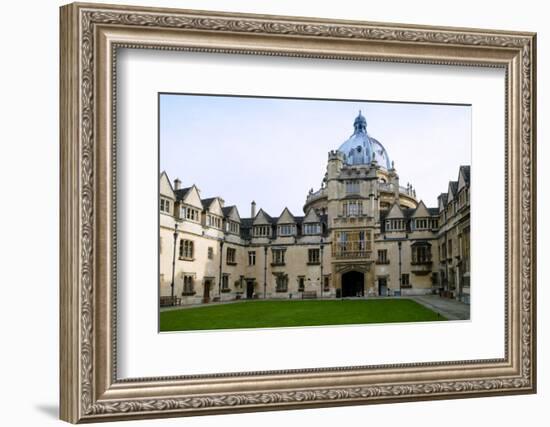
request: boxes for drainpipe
[444,229,449,295]
[170,223,179,305]
[218,238,224,301]
[398,240,402,296]
[264,243,268,299]
[320,237,324,299]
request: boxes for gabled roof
[457,165,471,192]
[175,186,192,201]
[201,197,224,217]
[386,203,404,219]
[159,171,174,189]
[222,205,241,223]
[252,208,273,225]
[446,181,458,202]
[411,200,430,218]
[303,208,321,224]
[175,185,202,209]
[200,197,217,209]
[460,165,471,186]
[159,171,175,198]
[449,181,458,195]
[276,207,295,224]
[438,192,448,212]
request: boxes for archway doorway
[341,271,364,297]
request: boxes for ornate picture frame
[60,2,536,423]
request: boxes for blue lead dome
[338,111,391,169]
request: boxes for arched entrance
[341,270,365,297]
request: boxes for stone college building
[159,112,471,306]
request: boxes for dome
[371,138,391,169]
[337,111,391,169]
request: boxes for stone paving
[409,295,470,320]
[160,299,246,312]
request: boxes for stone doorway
[246,279,255,299]
[341,270,365,297]
[203,280,211,303]
[378,277,388,296]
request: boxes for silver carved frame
[59,2,537,423]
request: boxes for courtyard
[159,298,448,332]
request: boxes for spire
[353,110,367,133]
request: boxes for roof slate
[221,206,234,217]
[174,187,192,201]
[200,197,217,209]
[448,181,459,197]
[460,165,471,185]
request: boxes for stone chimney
[174,178,181,190]
[251,201,256,218]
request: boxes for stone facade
[159,112,471,305]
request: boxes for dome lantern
[353,110,367,133]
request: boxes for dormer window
[385,219,404,231]
[184,206,200,222]
[253,225,271,237]
[303,223,321,235]
[414,219,428,230]
[160,198,171,214]
[278,224,295,236]
[227,221,239,234]
[206,214,222,229]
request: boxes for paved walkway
[160,299,247,312]
[410,295,470,320]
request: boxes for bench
[160,296,181,307]
[302,291,317,300]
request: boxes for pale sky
[160,94,471,218]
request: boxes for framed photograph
[60,2,536,423]
[158,94,471,332]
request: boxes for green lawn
[160,299,446,332]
